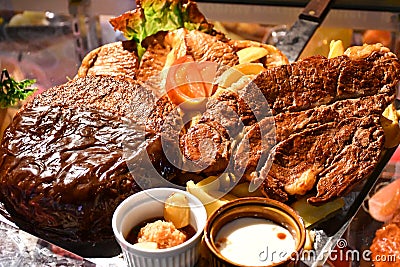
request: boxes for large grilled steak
[0,76,181,256]
[181,46,400,204]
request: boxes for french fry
[328,40,344,59]
[217,68,245,89]
[196,175,220,192]
[196,173,232,192]
[164,192,190,228]
[186,180,229,217]
[237,46,270,64]
[291,197,344,227]
[217,63,265,89]
[218,172,232,190]
[233,63,265,75]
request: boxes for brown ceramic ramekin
[203,197,306,267]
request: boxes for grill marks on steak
[261,116,384,203]
[181,50,400,204]
[251,52,400,114]
[273,93,394,143]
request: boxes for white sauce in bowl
[215,217,296,266]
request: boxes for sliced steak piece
[234,94,393,185]
[180,120,230,174]
[233,116,276,183]
[259,116,384,203]
[202,89,257,136]
[180,88,257,174]
[137,31,173,96]
[273,93,394,143]
[246,51,400,114]
[77,41,139,79]
[185,30,238,66]
[308,120,384,203]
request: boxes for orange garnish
[166,56,216,110]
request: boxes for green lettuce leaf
[0,69,36,108]
[109,0,214,58]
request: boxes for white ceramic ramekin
[112,187,207,267]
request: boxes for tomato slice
[166,56,216,109]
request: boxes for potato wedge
[291,197,344,227]
[217,63,265,89]
[164,192,190,229]
[186,180,228,217]
[237,46,270,64]
[328,40,344,59]
[197,175,220,192]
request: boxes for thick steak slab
[0,76,181,255]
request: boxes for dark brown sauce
[0,106,145,241]
[125,217,196,246]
